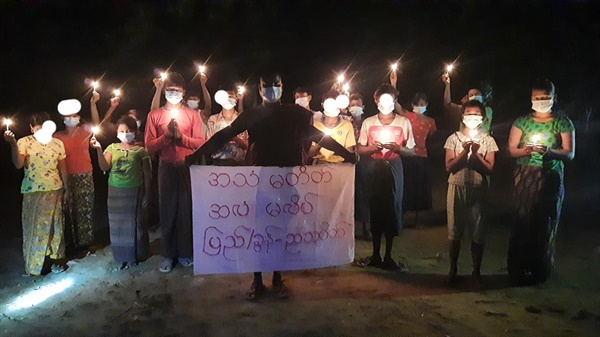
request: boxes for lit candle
[378,128,392,144]
[531,134,541,146]
[199,65,206,74]
[445,64,454,75]
[342,83,350,93]
[91,126,100,137]
[4,118,12,131]
[468,129,478,142]
[170,109,179,120]
[391,63,398,71]
[337,74,345,84]
[113,89,121,97]
[324,128,333,136]
[92,81,99,93]
[160,72,168,81]
[237,86,246,95]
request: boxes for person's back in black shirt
[187,102,353,166]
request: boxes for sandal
[381,258,408,271]
[245,282,265,301]
[159,259,174,273]
[352,255,382,268]
[178,258,193,267]
[51,264,66,274]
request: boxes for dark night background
[1,0,599,231]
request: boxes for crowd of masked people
[3,67,574,299]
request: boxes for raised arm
[308,126,356,163]
[198,73,212,125]
[90,138,112,171]
[151,78,164,111]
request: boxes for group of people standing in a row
[3,67,574,298]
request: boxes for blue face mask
[165,90,183,104]
[261,86,282,103]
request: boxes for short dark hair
[322,89,339,102]
[30,112,51,127]
[294,87,311,95]
[165,72,186,89]
[411,92,428,106]
[259,73,282,87]
[374,83,398,99]
[349,93,364,102]
[117,115,138,132]
[532,79,555,95]
[462,99,486,118]
[218,82,237,93]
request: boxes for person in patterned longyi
[507,79,575,285]
[4,112,69,275]
[402,93,437,227]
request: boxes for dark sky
[1,0,598,122]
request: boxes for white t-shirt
[358,114,415,160]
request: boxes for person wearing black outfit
[186,73,356,300]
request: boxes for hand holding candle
[4,118,12,131]
[199,65,206,74]
[170,108,179,120]
[160,72,168,81]
[92,81,99,93]
[237,86,246,95]
[113,89,121,97]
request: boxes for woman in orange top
[54,96,100,253]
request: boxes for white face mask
[378,103,395,115]
[463,115,483,129]
[63,117,80,127]
[221,97,237,110]
[117,132,136,144]
[165,90,184,104]
[469,95,483,103]
[349,106,364,118]
[187,100,199,110]
[295,97,310,109]
[531,99,553,113]
[413,106,427,114]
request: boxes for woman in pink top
[55,96,100,253]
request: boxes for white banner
[190,164,355,275]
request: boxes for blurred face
[294,92,311,100]
[412,98,427,108]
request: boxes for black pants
[158,161,193,259]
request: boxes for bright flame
[337,74,345,83]
[4,118,12,127]
[324,128,333,136]
[531,134,541,144]
[170,109,179,119]
[160,72,168,81]
[92,81,99,90]
[199,65,206,74]
[113,89,121,97]
[237,86,246,95]
[8,278,74,311]
[342,83,350,92]
[469,129,478,139]
[91,126,100,135]
[379,128,392,143]
[446,64,454,73]
[391,63,398,71]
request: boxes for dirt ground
[1,125,599,337]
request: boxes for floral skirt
[22,190,65,275]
